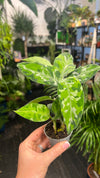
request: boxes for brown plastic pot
[44,122,72,146]
[87,163,100,178]
[87,163,94,178]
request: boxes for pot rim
[44,121,72,141]
[87,162,94,178]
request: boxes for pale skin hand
[16,124,70,178]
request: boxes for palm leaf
[44,85,57,98]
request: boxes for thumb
[44,141,70,165]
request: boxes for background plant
[13,38,25,57]
[71,82,100,175]
[0,17,13,79]
[0,0,37,17]
[12,10,35,58]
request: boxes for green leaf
[19,0,38,16]
[17,62,57,86]
[30,96,53,103]
[54,52,75,80]
[71,64,100,83]
[7,0,14,7]
[0,0,4,5]
[58,77,84,134]
[23,56,52,66]
[15,102,50,122]
[52,98,62,118]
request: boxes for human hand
[16,124,70,178]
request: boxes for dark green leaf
[19,0,38,16]
[30,96,53,103]
[7,0,14,7]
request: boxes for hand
[16,124,70,178]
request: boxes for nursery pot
[44,121,72,146]
[97,42,100,48]
[87,163,100,178]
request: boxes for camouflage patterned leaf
[23,56,52,66]
[57,77,84,134]
[70,64,100,83]
[17,62,58,86]
[54,53,75,79]
[15,102,50,122]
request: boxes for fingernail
[63,141,70,150]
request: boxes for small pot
[97,42,100,48]
[87,163,100,178]
[44,121,72,146]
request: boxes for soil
[45,120,68,139]
[88,163,100,178]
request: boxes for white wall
[4,0,96,38]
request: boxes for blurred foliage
[71,81,100,175]
[12,10,35,58]
[13,38,25,57]
[0,18,13,68]
[0,0,37,16]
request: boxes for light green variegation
[23,56,52,66]
[16,52,100,135]
[15,102,50,122]
[71,64,100,83]
[17,62,58,86]
[57,77,84,134]
[54,53,75,79]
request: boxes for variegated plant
[15,53,100,134]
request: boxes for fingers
[43,141,70,165]
[25,124,46,143]
[36,137,51,153]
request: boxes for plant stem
[53,120,57,133]
[0,66,2,80]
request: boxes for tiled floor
[0,117,88,178]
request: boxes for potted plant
[15,53,100,146]
[97,36,100,48]
[71,82,100,177]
